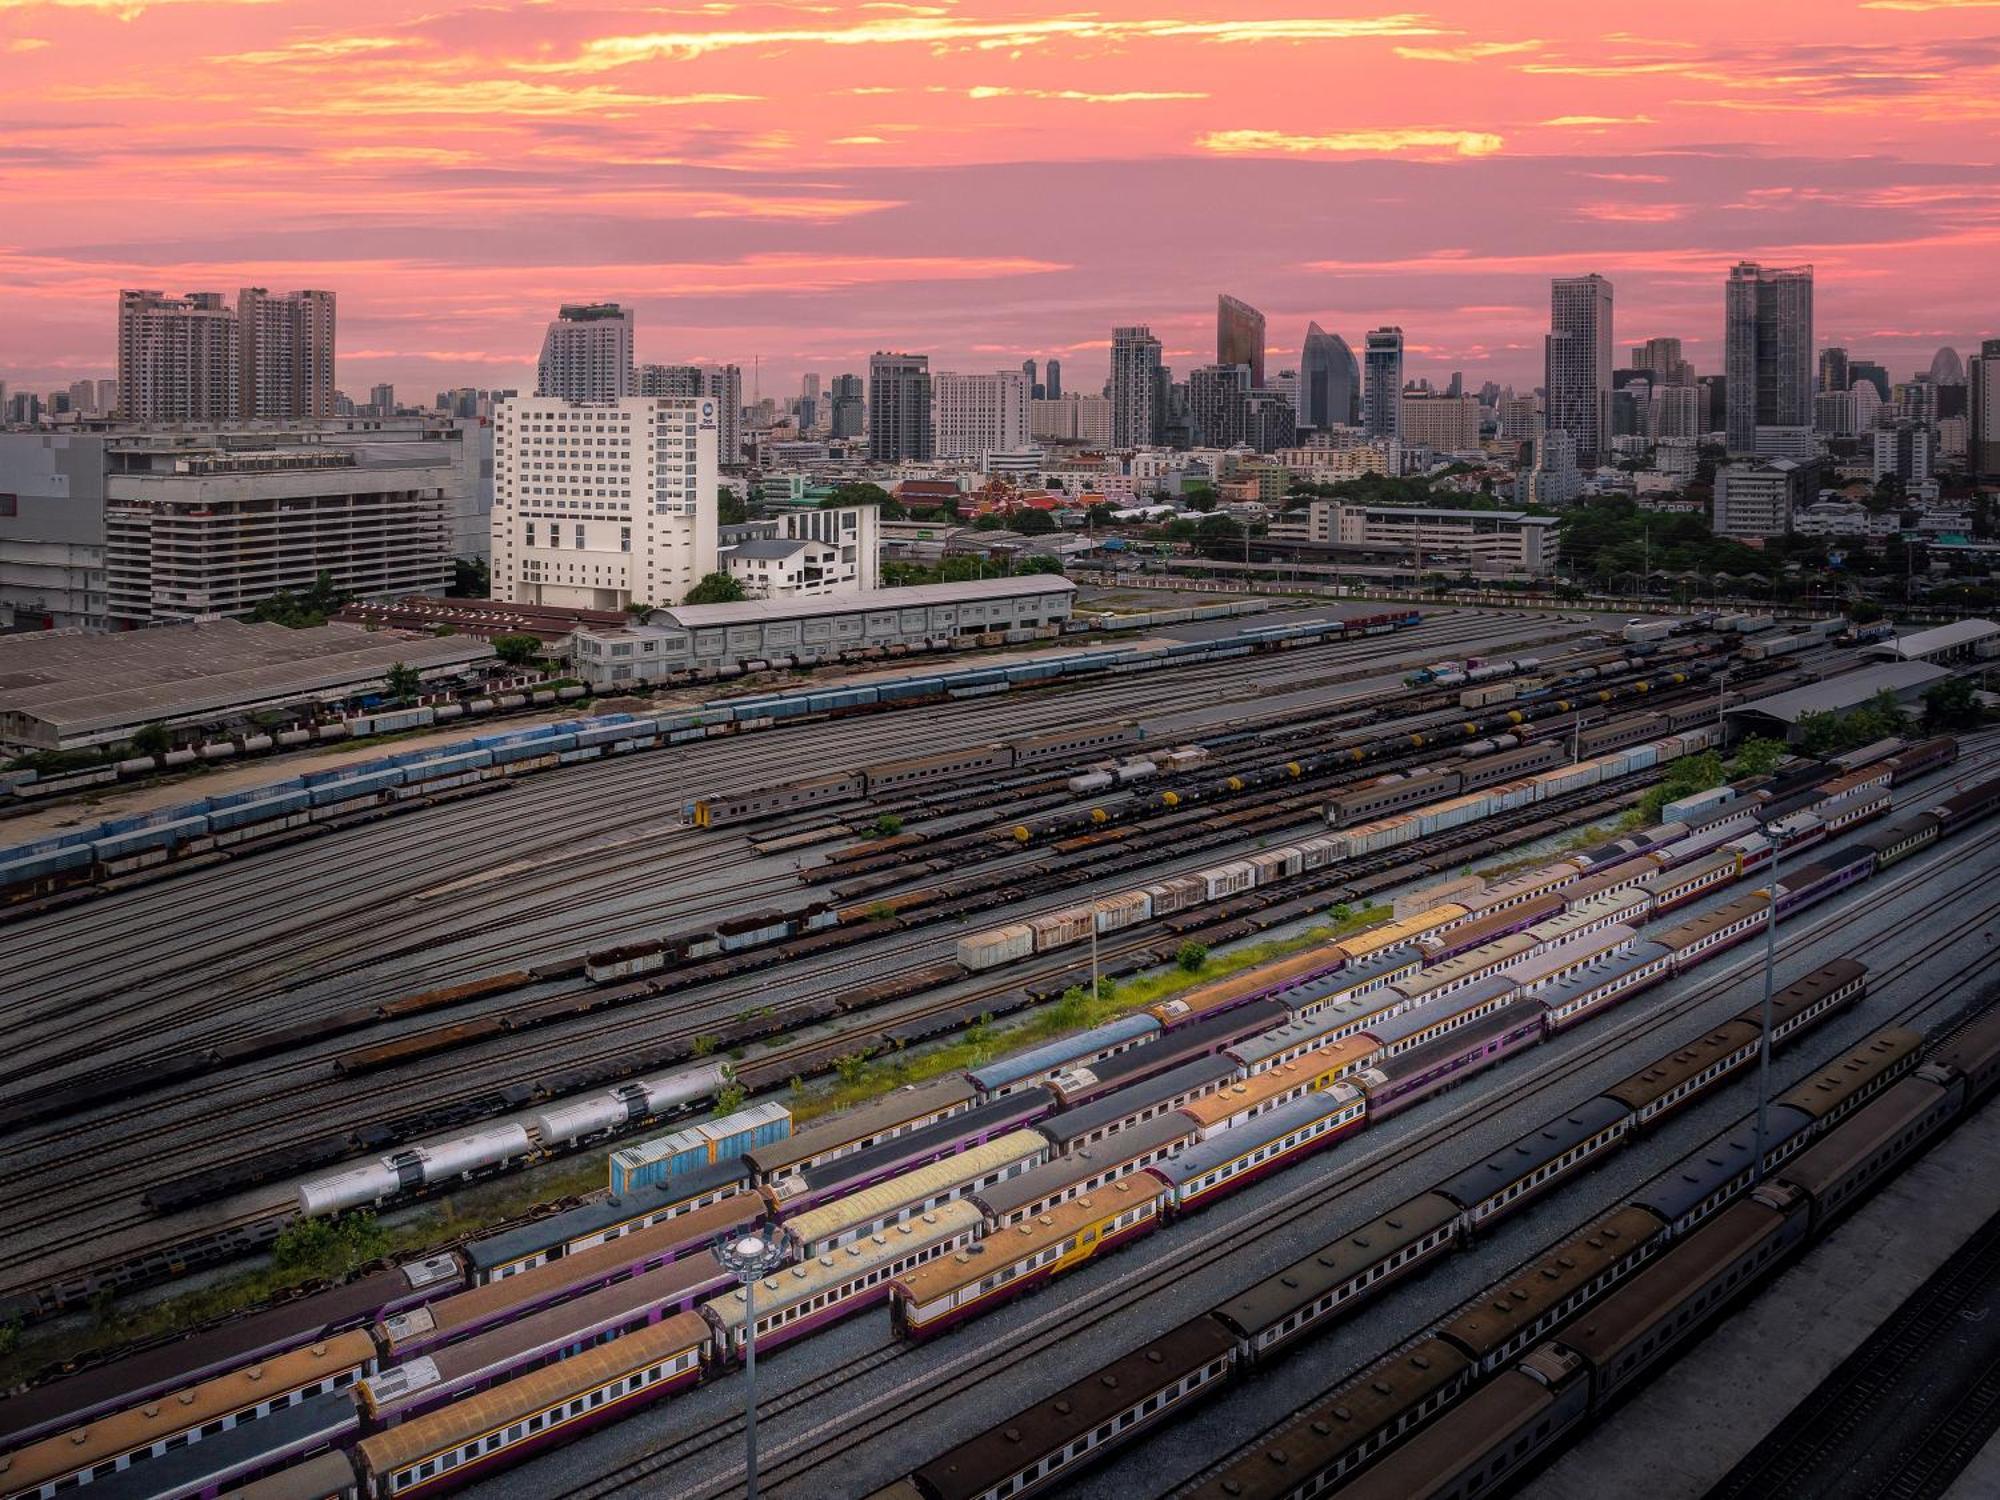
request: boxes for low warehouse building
[1725,661,1951,744]
[569,575,1077,689]
[0,621,493,751]
[1862,618,1998,665]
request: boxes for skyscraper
[237,287,336,420]
[1818,346,1849,397]
[1547,273,1614,469]
[637,364,702,398]
[1217,295,1267,389]
[1969,338,2000,478]
[933,369,1029,459]
[868,352,933,462]
[1110,326,1164,448]
[536,303,634,401]
[1186,364,1250,448]
[1045,359,1062,401]
[116,289,240,422]
[1363,327,1404,440]
[1724,262,1813,454]
[703,365,744,464]
[829,373,865,439]
[801,373,821,402]
[1299,323,1360,430]
[1928,347,1966,386]
[1632,337,1691,387]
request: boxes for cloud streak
[1198,127,1505,157]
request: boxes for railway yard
[1,594,1996,1500]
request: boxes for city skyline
[1,4,1996,395]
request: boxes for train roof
[0,1262,437,1451]
[1436,1208,1664,1361]
[36,1392,357,1500]
[1600,1020,1762,1111]
[1776,1028,1923,1119]
[896,1176,1169,1302]
[1211,1193,1461,1339]
[355,1315,706,1479]
[786,1090,1049,1188]
[706,1201,984,1329]
[1362,998,1545,1084]
[1226,1018,1381,1074]
[0,1332,373,1495]
[974,1115,1197,1221]
[398,1194,761,1348]
[1394,934,1536,1000]
[1776,1075,1951,1202]
[911,1317,1237,1500]
[385,1267,722,1414]
[738,1075,979,1175]
[782,1132,1045,1246]
[1038,1055,1236,1148]
[965,1017,1158,1092]
[1363,977,1518,1049]
[1150,1087,1362,1184]
[1628,1108,1814,1224]
[466,1172,755,1275]
[1323,1367,1560,1500]
[1434,1096,1631,1209]
[1169,1337,1472,1500]
[219,1447,359,1500]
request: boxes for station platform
[1530,1096,2000,1499]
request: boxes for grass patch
[1473,807,1648,879]
[0,1157,608,1388]
[787,901,1388,1126]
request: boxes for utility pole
[716,1227,788,1500]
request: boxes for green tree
[1730,736,1787,777]
[835,1052,871,1086]
[823,482,907,519]
[449,557,491,598]
[1014,508,1058,536]
[714,1082,747,1114]
[1181,485,1217,513]
[1014,555,1067,576]
[130,722,171,758]
[716,487,750,525]
[490,633,542,668]
[272,1212,388,1279]
[1922,676,1982,731]
[870,814,905,837]
[385,662,422,703]
[1176,941,1209,972]
[1086,503,1118,528]
[684,571,746,605]
[973,512,1011,531]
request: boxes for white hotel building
[491,396,718,610]
[933,370,1030,461]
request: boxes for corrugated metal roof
[780,1131,1046,1245]
[1863,617,1997,659]
[658,574,1075,630]
[1730,661,1950,724]
[704,1200,984,1328]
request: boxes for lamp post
[716,1226,789,1499]
[1751,822,1782,1185]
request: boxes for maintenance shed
[1725,661,1950,743]
[567,575,1077,688]
[1861,618,1997,665]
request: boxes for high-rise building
[1713,459,1810,538]
[1110,326,1164,448]
[1928,347,1965,386]
[1819,346,1849,396]
[934,369,1029,459]
[1547,274,1614,469]
[1045,359,1062,401]
[1242,391,1296,454]
[1030,394,1113,445]
[1849,360,1890,404]
[116,289,240,422]
[1872,424,1934,486]
[1632,337,1693,387]
[1970,338,2000,478]
[1187,364,1251,448]
[536,304,634,401]
[491,395,717,609]
[801,373,821,402]
[1022,359,1038,402]
[370,383,396,415]
[67,380,97,414]
[828,374,865,440]
[703,365,744,464]
[1217,295,1267,388]
[1815,390,1857,437]
[637,364,704,398]
[1363,328,1404,440]
[94,379,118,416]
[1299,324,1360,431]
[237,287,336,420]
[868,352,933,462]
[1652,385,1701,442]
[1521,429,1580,506]
[1399,394,1481,452]
[1724,262,1813,454]
[1498,395,1542,443]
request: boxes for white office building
[934,370,1030,460]
[491,395,718,610]
[720,505,881,599]
[536,304,634,402]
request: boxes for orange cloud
[1394,39,1542,62]
[1198,127,1504,157]
[966,85,1208,102]
[528,14,1445,71]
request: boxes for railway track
[1703,1205,2000,1500]
[0,612,1535,1034]
[537,824,2000,1500]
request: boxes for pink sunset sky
[1,0,1996,398]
